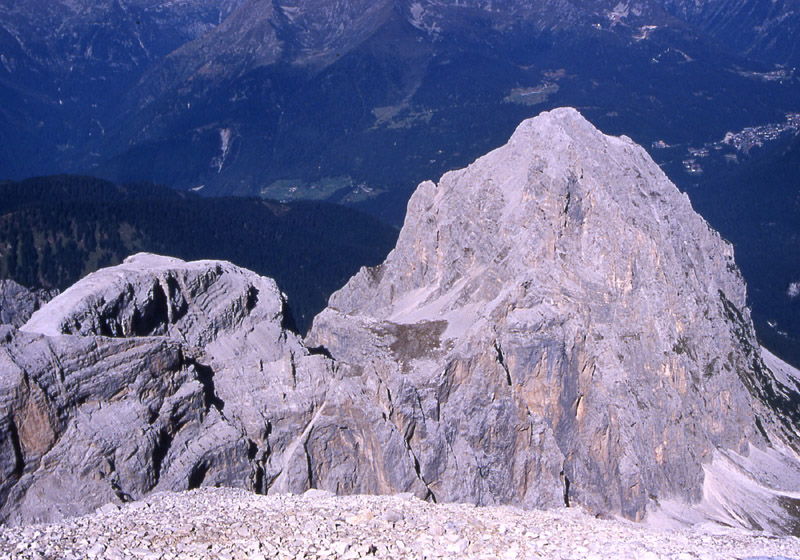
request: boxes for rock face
[307,107,800,523]
[2,109,800,532]
[1,255,337,525]
[0,327,248,526]
[22,253,283,345]
[0,281,57,328]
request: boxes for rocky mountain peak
[310,107,800,526]
[3,109,800,533]
[329,107,744,332]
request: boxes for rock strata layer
[2,255,336,525]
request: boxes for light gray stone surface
[2,255,339,525]
[307,107,800,524]
[2,488,799,560]
[21,253,280,345]
[0,327,250,526]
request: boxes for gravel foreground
[1,488,799,560]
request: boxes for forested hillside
[0,176,398,332]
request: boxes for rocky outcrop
[0,281,56,328]
[0,255,339,525]
[307,107,800,525]
[0,252,436,526]
[2,109,800,532]
[0,327,250,525]
[22,253,278,343]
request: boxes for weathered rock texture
[307,107,800,525]
[0,327,248,526]
[2,109,800,533]
[4,488,800,560]
[1,255,337,525]
[0,281,56,328]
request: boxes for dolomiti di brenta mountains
[2,0,799,371]
[2,109,800,536]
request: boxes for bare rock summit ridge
[307,107,800,529]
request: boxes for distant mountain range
[2,0,798,209]
[0,175,398,332]
[659,0,800,67]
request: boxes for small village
[652,112,800,175]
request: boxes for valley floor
[0,488,798,560]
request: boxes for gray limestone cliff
[307,107,800,529]
[1,255,338,525]
[2,109,800,533]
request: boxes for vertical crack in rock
[185,357,225,413]
[402,419,437,503]
[130,279,169,336]
[152,428,173,485]
[7,417,24,480]
[187,462,209,490]
[494,342,512,386]
[561,470,571,507]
